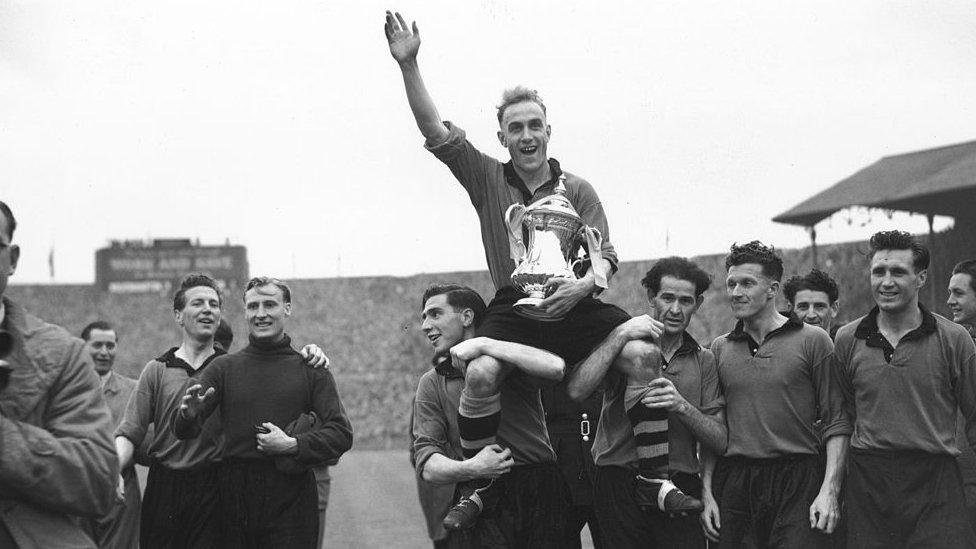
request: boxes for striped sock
[625,384,669,479]
[458,390,502,460]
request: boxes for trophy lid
[525,175,581,220]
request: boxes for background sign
[95,239,249,293]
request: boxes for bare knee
[465,355,505,396]
[614,339,662,383]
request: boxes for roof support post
[808,226,818,269]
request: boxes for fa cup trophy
[505,175,607,321]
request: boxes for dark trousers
[452,462,571,549]
[477,288,630,365]
[593,465,706,549]
[141,463,219,549]
[713,454,831,549]
[846,449,976,549]
[217,459,319,549]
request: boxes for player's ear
[497,131,506,148]
[283,302,292,317]
[461,307,475,328]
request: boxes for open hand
[384,11,420,64]
[179,384,214,420]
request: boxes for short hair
[214,318,234,351]
[868,230,930,272]
[173,273,223,311]
[421,283,487,326]
[783,269,840,305]
[0,200,16,240]
[245,276,291,304]
[952,259,976,293]
[81,320,116,342]
[725,240,784,281]
[641,256,712,297]
[496,86,547,125]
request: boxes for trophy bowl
[506,178,586,322]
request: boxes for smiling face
[726,263,778,321]
[870,249,925,314]
[792,289,839,332]
[420,293,472,357]
[244,284,291,342]
[497,100,551,175]
[85,328,117,376]
[176,286,222,342]
[947,272,976,326]
[649,276,702,338]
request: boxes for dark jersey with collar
[592,332,724,472]
[116,346,226,470]
[425,121,617,292]
[712,316,850,458]
[834,306,976,454]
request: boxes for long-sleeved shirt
[712,315,851,458]
[116,347,225,470]
[426,122,617,292]
[834,306,976,454]
[0,298,117,548]
[174,335,352,464]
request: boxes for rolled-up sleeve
[953,334,976,454]
[116,361,157,446]
[425,121,497,210]
[698,350,725,415]
[813,331,853,440]
[0,339,117,517]
[412,375,451,478]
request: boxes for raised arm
[385,11,450,145]
[450,336,564,381]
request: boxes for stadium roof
[773,140,976,227]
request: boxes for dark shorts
[217,459,319,549]
[451,462,571,549]
[593,465,705,549]
[846,449,976,549]
[713,454,831,549]
[477,287,631,366]
[141,462,220,549]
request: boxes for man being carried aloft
[385,11,694,529]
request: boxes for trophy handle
[583,226,608,290]
[505,204,528,263]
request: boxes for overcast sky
[2,0,974,284]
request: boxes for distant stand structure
[95,238,249,293]
[774,140,976,309]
